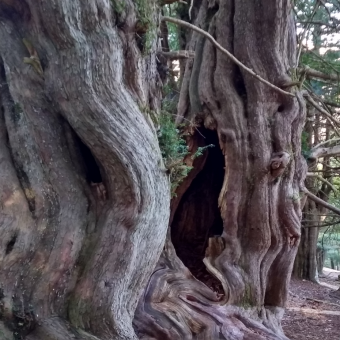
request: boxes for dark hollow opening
[77,138,102,184]
[171,129,224,294]
[277,104,285,112]
[6,235,17,255]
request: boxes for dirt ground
[282,268,340,340]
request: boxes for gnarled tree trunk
[0,1,305,340]
[134,1,306,339]
[0,1,169,339]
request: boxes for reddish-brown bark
[134,0,306,339]
[0,0,305,340]
[0,1,169,339]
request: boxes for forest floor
[282,268,340,340]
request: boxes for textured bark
[0,1,169,339]
[293,109,332,281]
[134,0,306,339]
[293,200,319,282]
[0,1,306,340]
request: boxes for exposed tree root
[134,239,290,340]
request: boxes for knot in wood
[269,151,290,179]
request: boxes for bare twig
[162,0,187,4]
[302,188,340,215]
[166,113,206,139]
[189,0,193,19]
[309,144,340,159]
[159,50,195,60]
[324,100,340,108]
[303,92,340,128]
[301,66,340,82]
[302,46,340,74]
[161,16,295,97]
[302,220,340,228]
[313,138,340,150]
[306,172,337,193]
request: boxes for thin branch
[162,0,187,4]
[166,113,206,139]
[302,188,340,215]
[309,144,340,159]
[324,100,340,108]
[303,92,340,128]
[189,0,193,19]
[308,169,340,173]
[306,172,337,193]
[313,138,340,150]
[159,50,195,60]
[302,46,340,74]
[296,0,321,66]
[301,220,340,228]
[161,16,295,97]
[302,66,340,82]
[304,212,340,217]
[297,20,339,29]
[302,84,340,132]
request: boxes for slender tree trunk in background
[293,109,331,281]
[135,1,306,339]
[293,112,319,281]
[293,199,319,282]
[316,245,325,274]
[0,1,306,340]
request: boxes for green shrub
[157,112,214,197]
[157,112,191,196]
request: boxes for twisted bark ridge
[0,1,170,339]
[134,1,307,339]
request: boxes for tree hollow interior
[171,129,224,294]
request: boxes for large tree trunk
[0,1,169,339]
[0,1,305,340]
[135,0,306,339]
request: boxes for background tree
[0,0,312,340]
[293,0,340,281]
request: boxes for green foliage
[157,112,192,196]
[110,0,125,14]
[191,145,215,160]
[162,4,181,51]
[157,111,214,197]
[158,112,188,162]
[135,0,157,54]
[140,25,157,55]
[295,0,340,100]
[301,131,311,159]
